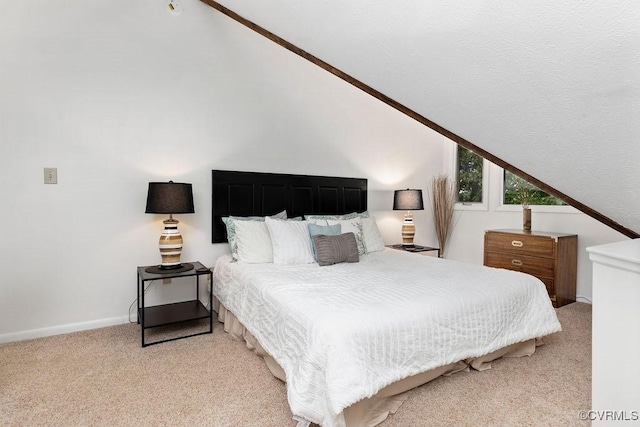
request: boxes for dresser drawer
[484,251,555,279]
[484,229,576,308]
[485,231,555,258]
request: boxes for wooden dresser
[483,229,577,307]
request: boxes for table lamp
[145,181,195,270]
[393,189,424,246]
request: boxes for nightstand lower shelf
[141,300,210,329]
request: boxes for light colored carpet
[0,303,591,426]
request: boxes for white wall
[0,0,446,341]
[0,0,628,343]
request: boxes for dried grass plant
[431,175,457,258]
[512,175,535,208]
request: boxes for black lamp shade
[393,189,424,211]
[145,182,195,214]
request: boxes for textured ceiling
[209,0,640,237]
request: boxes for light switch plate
[44,168,57,184]
[168,0,183,14]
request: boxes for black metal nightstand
[387,244,441,258]
[137,261,213,347]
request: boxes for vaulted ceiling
[203,0,640,238]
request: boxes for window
[503,171,566,206]
[456,145,484,204]
[451,144,568,211]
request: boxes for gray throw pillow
[313,233,359,266]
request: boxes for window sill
[455,202,488,212]
[494,204,579,214]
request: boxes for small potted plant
[512,176,534,232]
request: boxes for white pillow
[324,217,366,255]
[222,210,287,260]
[234,220,273,263]
[265,218,315,265]
[361,216,385,253]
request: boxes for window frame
[450,143,489,212]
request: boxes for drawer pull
[511,259,523,266]
[511,240,523,247]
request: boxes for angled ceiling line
[200,0,638,239]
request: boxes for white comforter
[212,248,561,427]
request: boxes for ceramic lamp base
[159,218,183,268]
[401,212,416,245]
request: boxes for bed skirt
[213,297,540,427]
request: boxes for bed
[210,170,561,427]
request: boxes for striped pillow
[312,233,359,266]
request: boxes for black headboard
[212,170,367,243]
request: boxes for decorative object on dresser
[393,188,424,246]
[522,207,532,232]
[145,181,195,270]
[483,229,577,307]
[430,175,456,257]
[510,175,535,232]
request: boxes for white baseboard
[576,295,593,304]
[0,296,213,344]
[0,315,134,344]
